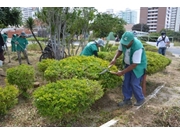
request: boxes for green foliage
[0,84,19,116]
[6,64,35,95]
[37,59,58,73]
[98,51,123,70]
[27,43,46,51]
[132,23,149,32]
[27,37,49,42]
[143,43,158,52]
[33,78,104,122]
[146,51,171,75]
[0,7,22,28]
[90,13,126,38]
[98,50,171,75]
[37,56,122,90]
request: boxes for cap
[20,32,26,37]
[95,39,105,47]
[120,31,134,45]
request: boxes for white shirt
[118,44,142,65]
[157,35,170,48]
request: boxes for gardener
[80,38,105,57]
[11,34,18,52]
[109,31,147,107]
[15,32,31,65]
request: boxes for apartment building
[169,7,180,32]
[116,8,137,24]
[140,7,171,32]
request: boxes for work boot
[117,100,132,107]
[134,99,145,106]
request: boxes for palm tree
[25,17,43,51]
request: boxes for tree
[0,7,22,29]
[24,17,43,52]
[132,23,149,32]
[90,13,126,38]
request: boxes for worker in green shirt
[15,32,31,65]
[11,34,18,52]
[80,39,105,57]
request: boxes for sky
[2,0,178,24]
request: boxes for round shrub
[6,64,35,93]
[146,51,171,74]
[33,78,104,121]
[0,84,19,116]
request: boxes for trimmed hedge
[0,84,19,116]
[33,78,104,122]
[37,56,123,90]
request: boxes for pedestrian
[115,35,120,42]
[80,38,105,57]
[11,34,17,52]
[15,32,31,65]
[0,34,5,63]
[156,31,170,56]
[109,31,147,107]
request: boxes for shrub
[41,56,122,90]
[146,51,171,74]
[33,78,104,122]
[6,64,35,97]
[0,84,19,116]
[98,51,171,75]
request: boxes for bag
[156,35,166,46]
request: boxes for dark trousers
[17,50,30,64]
[122,65,145,102]
[158,47,166,55]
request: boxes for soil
[0,50,180,127]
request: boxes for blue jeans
[122,65,145,102]
[158,47,166,55]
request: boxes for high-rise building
[140,7,173,33]
[21,7,39,22]
[169,7,180,32]
[116,8,137,24]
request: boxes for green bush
[0,84,19,116]
[98,51,171,75]
[6,64,35,96]
[40,56,122,90]
[146,51,171,74]
[33,78,104,122]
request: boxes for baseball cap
[120,31,134,45]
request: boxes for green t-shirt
[2,34,8,42]
[16,37,28,51]
[80,42,98,56]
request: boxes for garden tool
[99,65,112,75]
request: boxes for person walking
[156,31,170,56]
[110,31,147,107]
[15,32,31,65]
[80,39,105,57]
